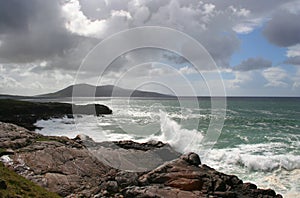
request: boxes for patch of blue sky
[230,27,286,67]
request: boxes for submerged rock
[0,122,283,198]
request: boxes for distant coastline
[2,83,300,100]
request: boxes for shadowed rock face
[79,138,181,172]
[0,99,112,130]
[0,122,283,198]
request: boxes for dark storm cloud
[162,53,187,64]
[0,0,32,33]
[0,0,88,63]
[70,0,242,69]
[233,57,272,71]
[102,48,168,75]
[263,11,300,47]
[0,0,298,74]
[285,56,300,66]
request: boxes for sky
[0,0,300,96]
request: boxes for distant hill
[37,84,175,98]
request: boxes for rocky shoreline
[0,99,112,131]
[0,122,283,198]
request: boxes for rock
[115,172,139,188]
[136,153,282,198]
[0,179,7,189]
[105,181,119,193]
[0,148,15,156]
[214,191,237,198]
[113,140,166,151]
[74,134,95,142]
[0,122,111,197]
[0,122,38,149]
[167,178,203,191]
[87,140,181,172]
[73,134,95,146]
[243,182,257,190]
[73,104,112,116]
[16,143,110,196]
[0,122,283,198]
[123,185,205,198]
[0,99,112,130]
[66,114,74,119]
[180,152,201,166]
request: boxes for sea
[34,97,300,197]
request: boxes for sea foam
[154,110,204,154]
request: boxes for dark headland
[0,99,282,198]
[38,84,175,98]
[0,99,112,131]
[0,84,175,99]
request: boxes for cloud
[292,68,300,89]
[262,67,288,87]
[0,0,297,68]
[66,0,243,68]
[0,0,239,71]
[178,66,197,75]
[0,0,32,34]
[286,44,300,57]
[0,0,299,96]
[285,57,300,66]
[62,0,133,39]
[0,75,23,90]
[233,57,272,71]
[0,0,290,70]
[0,0,83,63]
[228,71,255,89]
[282,43,300,66]
[0,63,74,95]
[263,10,300,47]
[285,44,300,65]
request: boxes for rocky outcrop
[0,99,112,130]
[0,122,111,197]
[0,122,283,198]
[128,154,280,198]
[80,138,181,172]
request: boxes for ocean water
[35,97,300,197]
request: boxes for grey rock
[181,152,201,166]
[106,181,119,193]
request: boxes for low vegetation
[0,162,61,198]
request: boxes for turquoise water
[36,97,300,197]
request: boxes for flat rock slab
[84,140,181,172]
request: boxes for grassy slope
[0,162,61,198]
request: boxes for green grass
[0,162,61,198]
[35,136,69,145]
[0,148,6,156]
[35,137,56,142]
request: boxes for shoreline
[0,99,112,131]
[0,99,284,197]
[0,121,283,197]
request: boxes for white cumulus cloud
[262,67,288,87]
